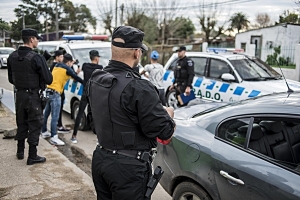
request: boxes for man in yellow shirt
[41,53,83,145]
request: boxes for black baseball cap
[176,46,187,52]
[53,50,63,57]
[89,50,100,57]
[63,53,74,62]
[21,28,43,40]
[112,26,148,52]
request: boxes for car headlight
[2,58,7,62]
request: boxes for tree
[168,17,195,39]
[96,0,114,35]
[278,10,299,24]
[0,18,10,31]
[11,0,97,40]
[255,13,271,28]
[197,1,230,45]
[229,12,249,33]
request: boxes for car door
[211,117,300,200]
[205,58,241,103]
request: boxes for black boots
[16,140,25,160]
[26,145,46,165]
[27,155,46,165]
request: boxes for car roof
[38,40,111,49]
[171,51,249,60]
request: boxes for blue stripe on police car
[71,81,77,93]
[248,90,261,97]
[194,77,203,87]
[233,86,245,96]
[206,80,216,90]
[219,83,230,93]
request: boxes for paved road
[0,68,172,200]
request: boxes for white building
[235,23,300,65]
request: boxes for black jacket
[87,60,175,150]
[174,56,195,87]
[8,46,52,90]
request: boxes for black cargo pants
[14,90,43,146]
[92,146,151,200]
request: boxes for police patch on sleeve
[187,60,193,66]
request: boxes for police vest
[10,51,40,90]
[175,57,189,81]
[87,68,152,151]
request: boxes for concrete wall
[272,44,300,81]
[235,24,300,64]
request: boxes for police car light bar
[207,48,244,53]
[62,35,109,41]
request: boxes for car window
[208,59,231,79]
[168,59,178,71]
[229,57,277,80]
[71,47,111,67]
[191,57,206,76]
[217,118,251,147]
[0,48,14,54]
[39,45,57,53]
[218,116,300,172]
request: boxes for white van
[163,51,300,108]
[38,35,111,130]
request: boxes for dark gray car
[154,92,300,200]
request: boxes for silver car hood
[174,99,227,120]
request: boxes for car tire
[173,182,212,200]
[166,88,178,109]
[72,100,90,131]
[0,62,3,69]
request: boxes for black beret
[112,26,148,52]
[89,50,100,57]
[21,28,42,40]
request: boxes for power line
[122,0,256,11]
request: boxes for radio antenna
[276,60,293,94]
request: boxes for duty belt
[16,88,39,93]
[97,145,155,162]
[45,88,59,94]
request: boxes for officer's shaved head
[111,38,136,65]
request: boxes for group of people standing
[7,25,194,199]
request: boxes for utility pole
[55,0,59,40]
[161,12,166,50]
[115,0,118,28]
[120,3,124,26]
[22,12,25,29]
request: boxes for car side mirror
[221,73,235,82]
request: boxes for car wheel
[173,182,212,200]
[72,100,90,131]
[166,89,178,109]
[0,62,2,69]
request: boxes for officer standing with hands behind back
[7,28,53,165]
[87,25,176,200]
[171,46,195,106]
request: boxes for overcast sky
[1,0,298,33]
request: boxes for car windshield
[71,47,111,67]
[229,56,282,81]
[0,49,14,54]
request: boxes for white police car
[164,49,300,108]
[38,35,111,130]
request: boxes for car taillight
[157,137,172,145]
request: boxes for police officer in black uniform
[87,26,176,200]
[7,28,53,165]
[172,46,195,106]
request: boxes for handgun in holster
[145,166,164,198]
